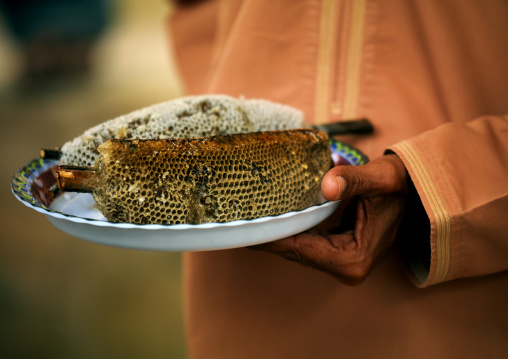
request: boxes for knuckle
[344,265,369,283]
[347,170,372,197]
[279,236,304,263]
[280,250,302,263]
[377,161,401,193]
[372,157,407,194]
[332,255,372,286]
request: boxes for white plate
[44,193,340,251]
[11,139,368,251]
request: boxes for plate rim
[11,138,368,230]
[12,186,339,231]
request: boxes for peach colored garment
[167,0,508,357]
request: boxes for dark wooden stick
[312,118,374,136]
[55,165,98,193]
[40,148,62,160]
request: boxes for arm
[253,115,508,287]
[390,115,508,287]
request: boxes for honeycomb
[59,95,305,167]
[87,129,331,224]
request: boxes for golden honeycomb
[85,129,331,224]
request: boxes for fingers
[251,232,372,286]
[251,155,408,285]
[321,154,408,201]
[320,174,347,201]
[251,188,406,286]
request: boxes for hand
[251,154,408,285]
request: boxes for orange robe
[167,0,508,357]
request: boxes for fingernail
[335,176,346,200]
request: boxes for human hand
[251,154,408,285]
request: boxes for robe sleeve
[389,115,508,287]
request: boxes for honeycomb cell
[69,129,333,224]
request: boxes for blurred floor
[0,1,187,358]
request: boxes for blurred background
[0,0,187,358]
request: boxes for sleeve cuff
[389,140,456,287]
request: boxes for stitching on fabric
[357,0,378,116]
[395,142,438,285]
[422,137,464,280]
[342,0,367,118]
[394,141,451,285]
[416,140,450,284]
[314,0,340,124]
[302,0,320,122]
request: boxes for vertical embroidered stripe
[342,0,367,118]
[314,0,340,124]
[394,141,451,284]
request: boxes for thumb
[321,166,368,201]
[320,155,407,201]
